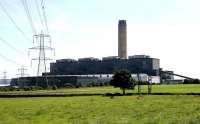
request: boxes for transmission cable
[0,1,31,42]
[21,0,37,35]
[35,0,45,30]
[40,0,49,34]
[0,52,20,66]
[0,36,25,55]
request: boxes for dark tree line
[184,79,200,84]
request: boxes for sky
[0,0,200,79]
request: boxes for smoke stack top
[118,20,127,59]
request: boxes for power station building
[49,55,160,76]
[10,20,164,87]
[49,20,160,76]
[50,20,160,76]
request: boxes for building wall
[152,58,160,70]
[50,56,160,76]
[11,76,78,88]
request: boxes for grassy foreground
[0,85,199,123]
[0,84,200,95]
[0,95,200,124]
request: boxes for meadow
[0,95,200,124]
[0,84,200,95]
[0,84,200,124]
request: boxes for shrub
[75,83,82,88]
[184,79,200,84]
[0,87,8,92]
[64,83,74,88]
[52,85,57,90]
[9,87,15,91]
[16,89,20,91]
[104,82,110,86]
[23,87,31,91]
[193,79,200,84]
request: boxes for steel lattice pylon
[29,31,55,86]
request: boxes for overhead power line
[0,52,20,66]
[21,0,37,35]
[0,1,31,42]
[40,0,49,34]
[35,0,45,30]
[0,36,25,55]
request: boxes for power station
[48,20,159,76]
[11,20,177,87]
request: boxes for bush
[9,87,15,91]
[75,83,82,88]
[31,86,43,90]
[23,87,31,91]
[52,85,57,90]
[16,89,20,91]
[91,82,96,87]
[99,83,104,87]
[184,79,200,84]
[104,82,110,86]
[0,87,8,92]
[64,83,74,88]
[193,79,200,84]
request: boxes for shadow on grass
[0,92,200,98]
[104,92,200,96]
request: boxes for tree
[110,70,135,95]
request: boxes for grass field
[0,84,199,124]
[0,95,200,124]
[0,84,200,95]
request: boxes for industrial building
[49,55,160,76]
[49,20,159,76]
[10,20,175,87]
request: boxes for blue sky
[0,0,200,78]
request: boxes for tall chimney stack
[118,20,127,59]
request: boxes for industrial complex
[50,55,159,76]
[50,20,159,76]
[11,20,177,87]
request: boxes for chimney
[118,20,127,59]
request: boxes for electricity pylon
[29,31,55,86]
[16,66,29,87]
[17,65,28,77]
[2,71,7,84]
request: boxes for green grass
[0,95,200,124]
[140,84,200,93]
[0,85,199,123]
[0,84,200,95]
